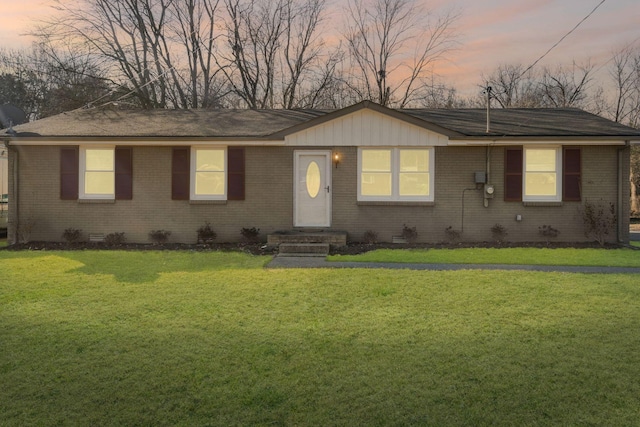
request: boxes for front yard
[328,247,640,266]
[1,250,640,425]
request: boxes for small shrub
[197,222,217,244]
[445,226,461,243]
[17,219,35,244]
[363,230,378,244]
[490,223,508,243]
[538,225,560,239]
[149,229,171,244]
[240,227,260,243]
[62,228,82,243]
[105,232,126,246]
[401,224,418,243]
[580,199,616,246]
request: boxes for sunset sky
[2,0,638,95]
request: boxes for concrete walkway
[266,255,640,274]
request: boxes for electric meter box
[474,171,486,184]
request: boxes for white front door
[294,151,331,227]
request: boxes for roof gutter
[447,137,631,146]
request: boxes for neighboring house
[2,101,639,244]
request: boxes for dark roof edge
[5,135,287,143]
[449,135,639,141]
[268,100,465,138]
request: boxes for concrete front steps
[278,243,330,257]
[267,231,347,257]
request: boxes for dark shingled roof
[3,102,639,140]
[403,108,640,138]
[3,108,328,138]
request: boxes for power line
[518,0,606,79]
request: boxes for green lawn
[2,250,640,426]
[329,247,640,267]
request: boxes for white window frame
[357,147,434,202]
[190,146,227,201]
[79,146,115,200]
[523,146,562,202]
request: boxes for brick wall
[10,143,628,244]
[332,145,627,243]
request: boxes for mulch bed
[2,240,623,256]
[2,241,278,256]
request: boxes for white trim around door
[294,150,332,227]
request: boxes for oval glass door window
[306,161,321,198]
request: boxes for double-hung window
[358,147,434,202]
[523,147,561,202]
[61,146,132,201]
[505,145,579,202]
[80,147,115,199]
[172,146,244,201]
[190,147,227,200]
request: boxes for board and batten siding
[284,109,448,147]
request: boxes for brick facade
[8,144,630,244]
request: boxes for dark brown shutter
[563,147,581,201]
[60,147,79,200]
[227,147,245,200]
[172,147,190,200]
[115,147,133,200]
[504,147,523,201]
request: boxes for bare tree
[602,43,640,214]
[169,0,228,107]
[219,0,338,109]
[343,0,458,107]
[0,43,114,119]
[220,0,286,108]
[609,43,640,127]
[36,0,171,108]
[34,0,227,109]
[480,64,542,108]
[294,47,346,108]
[29,0,339,110]
[479,62,593,109]
[412,75,465,108]
[281,0,321,108]
[539,62,593,108]
[0,49,43,118]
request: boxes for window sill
[522,201,563,207]
[78,198,115,204]
[357,201,435,207]
[189,200,227,205]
